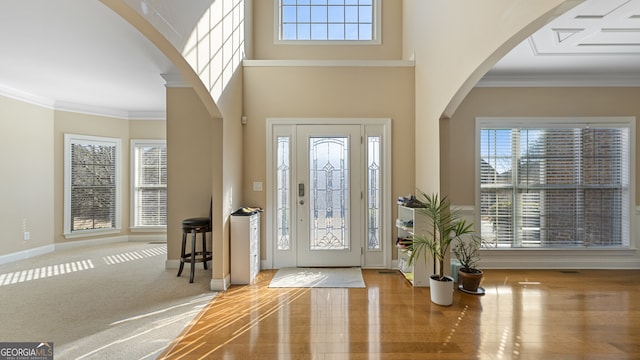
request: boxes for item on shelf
[396,194,424,208]
[397,219,413,228]
[231,207,263,216]
[396,237,413,250]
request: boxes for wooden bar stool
[177,202,212,283]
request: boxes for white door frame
[265,118,392,269]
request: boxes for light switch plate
[253,182,263,191]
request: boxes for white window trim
[475,116,637,252]
[64,134,122,238]
[130,139,167,232]
[274,0,382,45]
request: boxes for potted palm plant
[452,234,484,294]
[408,190,476,306]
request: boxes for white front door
[295,125,362,266]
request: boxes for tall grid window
[132,140,167,228]
[478,118,632,249]
[64,134,121,235]
[278,0,378,42]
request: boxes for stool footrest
[180,251,212,263]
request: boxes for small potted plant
[452,234,484,294]
[408,190,476,306]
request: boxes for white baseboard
[211,273,230,291]
[128,234,167,243]
[0,244,56,266]
[481,256,640,269]
[55,236,129,251]
[0,235,167,266]
[479,248,640,269]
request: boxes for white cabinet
[231,213,260,285]
[396,205,432,287]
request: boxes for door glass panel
[367,136,381,250]
[309,136,350,250]
[276,136,291,250]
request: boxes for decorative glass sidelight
[276,136,291,250]
[367,136,381,250]
[309,137,350,250]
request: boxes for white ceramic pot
[429,275,454,306]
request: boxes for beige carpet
[0,241,217,360]
[268,267,365,288]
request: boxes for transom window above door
[276,0,381,43]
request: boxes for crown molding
[161,72,191,87]
[477,73,640,87]
[243,59,415,68]
[1,84,165,120]
[128,111,167,120]
[0,84,55,109]
[55,101,131,119]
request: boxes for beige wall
[252,0,403,60]
[130,119,166,139]
[444,87,640,206]
[444,86,640,268]
[165,71,244,289]
[0,94,166,260]
[6,0,622,271]
[166,87,215,263]
[243,65,415,259]
[0,96,54,257]
[53,111,167,244]
[215,68,245,281]
[403,0,580,195]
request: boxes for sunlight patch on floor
[0,259,95,286]
[102,246,167,265]
[0,246,167,286]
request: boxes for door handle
[298,183,305,197]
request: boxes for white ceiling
[1,0,639,119]
[0,0,176,119]
[480,0,640,86]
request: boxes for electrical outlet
[23,231,30,241]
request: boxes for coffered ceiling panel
[481,0,640,86]
[532,0,640,54]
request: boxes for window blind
[133,144,167,227]
[480,124,630,248]
[70,143,117,231]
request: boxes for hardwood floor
[159,269,640,359]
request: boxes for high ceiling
[0,0,183,119]
[481,0,640,86]
[1,0,639,119]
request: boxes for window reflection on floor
[0,246,166,286]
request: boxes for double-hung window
[276,0,380,43]
[64,134,121,236]
[131,140,167,229]
[477,117,633,249]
